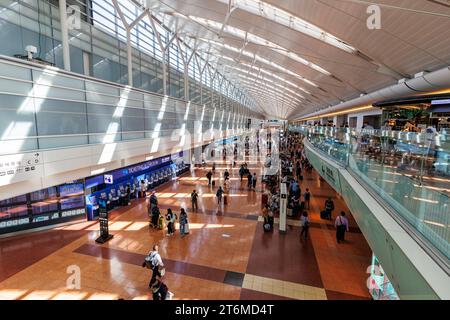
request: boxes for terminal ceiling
[130,0,450,119]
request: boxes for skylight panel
[189,16,332,76]
[219,0,357,53]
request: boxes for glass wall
[292,125,450,260]
[0,0,255,112]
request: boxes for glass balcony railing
[291,125,450,260]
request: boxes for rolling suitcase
[320,210,327,219]
[300,201,305,210]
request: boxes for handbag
[184,223,190,234]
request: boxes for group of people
[282,132,350,243]
[147,191,190,237]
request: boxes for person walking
[304,188,311,210]
[216,186,224,205]
[239,165,245,181]
[335,211,349,243]
[206,170,213,186]
[179,208,188,237]
[151,274,169,300]
[142,244,164,288]
[212,162,216,174]
[166,209,176,236]
[300,211,310,240]
[224,169,230,181]
[247,172,253,190]
[252,172,257,190]
[190,190,198,211]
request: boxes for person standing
[325,197,335,220]
[149,191,158,210]
[252,173,257,190]
[166,209,175,236]
[140,179,146,198]
[143,244,164,288]
[151,205,160,228]
[190,190,198,211]
[335,211,349,243]
[304,188,311,210]
[179,208,188,237]
[206,170,213,186]
[125,184,131,205]
[216,186,224,204]
[300,211,310,240]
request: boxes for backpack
[144,251,159,269]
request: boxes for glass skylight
[198,38,318,90]
[225,64,305,100]
[189,16,332,76]
[217,0,357,54]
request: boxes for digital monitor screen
[0,205,29,221]
[30,187,57,202]
[59,183,84,197]
[85,175,104,189]
[60,196,85,211]
[31,201,58,215]
[0,195,27,206]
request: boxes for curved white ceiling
[136,0,450,119]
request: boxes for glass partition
[291,125,449,260]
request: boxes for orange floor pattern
[0,156,372,300]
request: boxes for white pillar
[127,31,133,86]
[279,182,288,233]
[162,62,167,95]
[59,0,71,71]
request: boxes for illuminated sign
[104,174,114,184]
[431,99,450,105]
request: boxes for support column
[127,31,133,86]
[59,0,71,71]
[162,61,167,96]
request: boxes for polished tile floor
[0,155,372,300]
